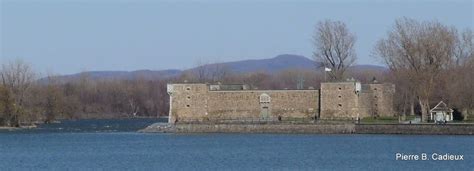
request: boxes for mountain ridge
[48,54,386,81]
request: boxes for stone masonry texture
[167,82,395,124]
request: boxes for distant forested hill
[46,54,385,82]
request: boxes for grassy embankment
[361,115,474,124]
[360,115,417,124]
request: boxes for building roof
[320,82,357,84]
[430,101,453,112]
[210,84,248,91]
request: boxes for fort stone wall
[365,84,396,117]
[207,90,319,121]
[320,82,395,119]
[168,84,319,123]
[167,84,209,123]
[168,82,395,124]
[320,82,359,119]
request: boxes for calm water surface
[0,119,473,170]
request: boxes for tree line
[1,17,472,127]
[0,62,171,127]
[0,59,381,127]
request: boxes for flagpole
[324,69,326,82]
[324,67,330,82]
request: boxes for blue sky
[1,0,473,74]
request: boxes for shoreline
[0,125,37,130]
[139,123,474,135]
[0,127,19,130]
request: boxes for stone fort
[167,82,395,123]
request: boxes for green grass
[404,115,417,121]
[459,117,474,123]
[360,116,399,124]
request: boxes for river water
[0,119,472,170]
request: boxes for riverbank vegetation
[1,17,473,127]
[0,62,171,127]
[314,18,473,123]
[373,18,474,122]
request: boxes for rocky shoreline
[0,125,37,130]
[139,123,474,135]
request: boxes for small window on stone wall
[186,104,190,108]
[187,96,191,100]
[338,104,342,107]
[338,95,342,98]
[338,87,342,91]
[186,87,191,91]
[374,96,378,99]
[374,88,377,91]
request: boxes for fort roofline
[208,89,319,92]
[167,83,319,91]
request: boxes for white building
[430,101,454,123]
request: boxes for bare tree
[313,20,357,81]
[453,29,474,65]
[445,29,474,119]
[0,84,14,126]
[374,18,457,122]
[194,59,210,83]
[209,63,231,83]
[0,59,36,126]
[43,74,65,123]
[0,85,4,123]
